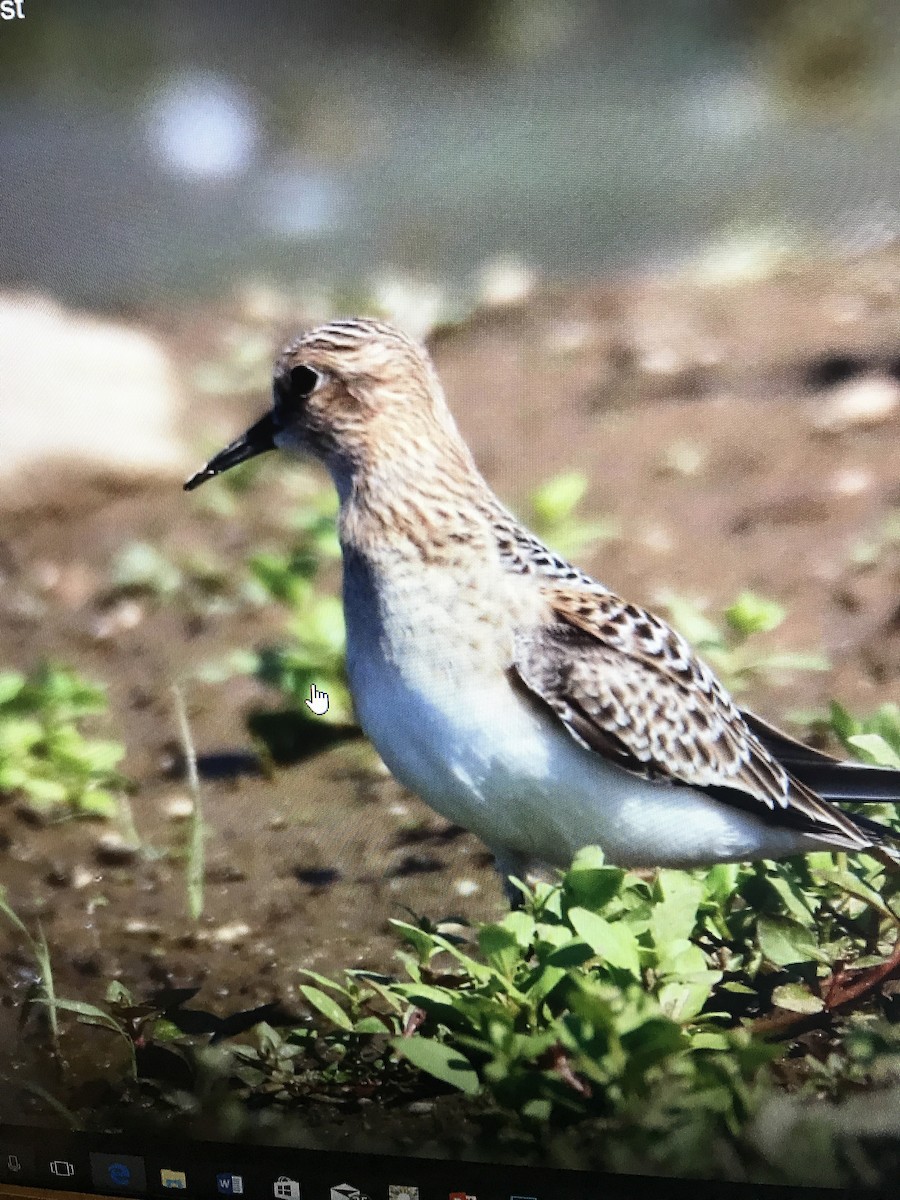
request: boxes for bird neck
[332,419,499,567]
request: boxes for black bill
[184,411,278,491]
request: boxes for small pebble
[454,879,479,897]
[212,921,251,945]
[124,918,161,937]
[813,377,900,434]
[90,599,145,641]
[94,832,140,865]
[163,795,195,820]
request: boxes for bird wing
[511,585,885,854]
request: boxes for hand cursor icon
[305,684,330,716]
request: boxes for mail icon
[330,1186,369,1200]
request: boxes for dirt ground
[1,247,899,1155]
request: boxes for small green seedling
[0,665,126,819]
[662,590,829,692]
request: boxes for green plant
[0,665,126,819]
[829,702,900,769]
[109,541,249,618]
[529,471,619,559]
[661,591,829,692]
[214,835,900,1142]
[0,886,60,1050]
[850,509,900,569]
[242,483,351,726]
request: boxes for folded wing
[512,586,897,860]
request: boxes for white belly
[346,599,820,870]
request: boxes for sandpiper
[186,318,900,884]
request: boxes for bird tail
[745,709,900,867]
[787,759,900,805]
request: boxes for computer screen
[2,3,900,1199]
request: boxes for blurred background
[4,0,900,307]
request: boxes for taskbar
[0,1127,881,1200]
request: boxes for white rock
[477,256,535,308]
[211,921,251,944]
[0,293,187,506]
[830,468,873,497]
[813,377,900,433]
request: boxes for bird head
[184,318,452,493]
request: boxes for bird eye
[274,364,320,413]
[289,365,319,396]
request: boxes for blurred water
[2,0,900,308]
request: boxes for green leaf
[847,734,900,769]
[524,964,568,1004]
[0,672,25,706]
[111,541,182,596]
[812,868,899,921]
[757,915,823,966]
[531,471,587,525]
[649,872,704,950]
[724,592,785,636]
[353,1016,390,1034]
[390,920,440,963]
[392,1036,480,1095]
[299,985,354,1031]
[77,790,120,819]
[296,969,353,998]
[771,983,824,1014]
[661,594,723,650]
[568,908,641,975]
[829,701,858,744]
[500,909,537,949]
[477,924,520,976]
[564,848,626,911]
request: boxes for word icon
[217,1173,244,1195]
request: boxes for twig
[171,685,204,921]
[751,936,900,1039]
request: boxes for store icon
[273,1176,301,1199]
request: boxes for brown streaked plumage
[186,317,900,883]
